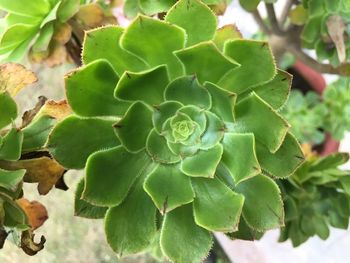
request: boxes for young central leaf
[172,120,194,141]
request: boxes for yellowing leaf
[37,100,72,121]
[0,157,66,195]
[0,63,37,96]
[75,4,104,27]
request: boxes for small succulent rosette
[48,0,304,262]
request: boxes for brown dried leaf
[21,96,48,128]
[38,100,71,121]
[20,230,46,256]
[0,157,66,195]
[76,4,104,27]
[0,63,37,96]
[53,23,72,45]
[29,41,72,67]
[327,15,347,63]
[16,199,48,230]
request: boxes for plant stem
[279,0,294,28]
[250,4,350,76]
[265,3,284,35]
[252,9,270,35]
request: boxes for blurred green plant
[239,0,350,76]
[281,77,350,145]
[299,0,350,66]
[281,90,327,145]
[323,77,350,140]
[0,0,80,61]
[279,152,350,247]
[47,0,304,262]
[0,0,118,66]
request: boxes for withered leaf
[38,100,71,121]
[20,230,45,256]
[53,23,72,45]
[0,63,37,96]
[75,4,105,27]
[0,157,66,195]
[327,15,347,63]
[16,199,48,230]
[21,96,48,128]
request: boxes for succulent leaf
[121,15,185,79]
[256,133,304,178]
[234,92,289,153]
[235,174,284,231]
[47,116,120,169]
[83,26,148,76]
[0,128,23,161]
[114,101,153,153]
[181,144,223,178]
[221,133,261,184]
[115,65,169,105]
[175,42,239,84]
[219,40,276,93]
[105,172,157,256]
[165,0,217,47]
[84,146,152,207]
[0,92,17,130]
[0,168,26,192]
[66,59,130,117]
[144,163,194,214]
[74,178,107,219]
[192,177,244,232]
[160,204,212,263]
[165,76,211,109]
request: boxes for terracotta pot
[289,61,340,155]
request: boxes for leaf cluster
[0,63,68,254]
[46,1,305,262]
[282,77,350,145]
[279,152,350,247]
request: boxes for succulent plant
[123,0,232,18]
[0,0,81,61]
[47,0,304,262]
[281,90,327,145]
[299,0,350,65]
[323,77,350,140]
[0,89,28,243]
[279,152,350,247]
[0,63,68,253]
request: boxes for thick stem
[286,45,349,75]
[65,36,82,67]
[279,0,294,28]
[252,10,270,35]
[265,3,284,35]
